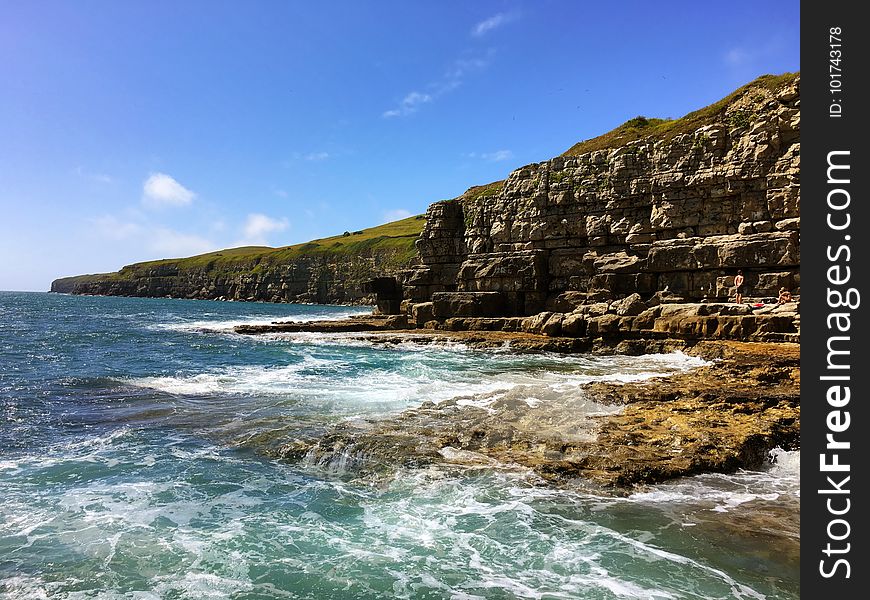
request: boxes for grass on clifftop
[453,73,798,205]
[111,214,426,276]
[59,73,799,286]
[561,72,798,157]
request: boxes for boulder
[541,313,564,337]
[610,293,646,316]
[561,313,587,337]
[521,312,554,334]
[410,302,435,327]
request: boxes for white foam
[125,350,706,426]
[766,447,800,477]
[0,437,794,600]
[150,570,254,599]
[150,308,369,334]
[0,575,51,600]
[129,355,335,396]
[629,449,800,512]
[352,467,773,600]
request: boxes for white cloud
[142,173,196,208]
[472,12,516,37]
[482,149,514,162]
[724,36,791,69]
[383,92,433,118]
[383,48,495,119]
[233,213,289,246]
[150,228,216,257]
[286,151,332,163]
[244,213,289,238]
[383,209,412,222]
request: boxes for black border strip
[802,2,869,595]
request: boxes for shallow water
[0,292,799,598]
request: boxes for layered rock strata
[51,248,415,305]
[403,75,800,320]
[235,298,800,344]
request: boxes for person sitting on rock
[733,270,745,304]
[778,287,792,304]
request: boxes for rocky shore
[55,73,803,490]
[236,295,800,346]
[233,300,799,491]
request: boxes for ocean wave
[124,350,707,421]
[0,435,793,600]
[149,308,370,334]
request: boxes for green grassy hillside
[562,72,798,157]
[105,214,426,280]
[56,72,798,295]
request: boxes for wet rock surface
[270,337,799,491]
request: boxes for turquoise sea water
[0,291,799,599]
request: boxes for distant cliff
[405,73,800,315]
[51,216,424,304]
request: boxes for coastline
[237,315,800,490]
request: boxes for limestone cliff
[51,216,424,304]
[54,74,799,316]
[404,73,800,315]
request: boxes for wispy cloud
[382,12,510,119]
[382,50,494,118]
[150,228,216,256]
[471,12,517,37]
[286,151,332,164]
[74,166,113,184]
[482,149,513,162]
[723,33,793,71]
[465,149,514,162]
[142,173,196,208]
[90,215,215,257]
[89,215,142,240]
[383,92,433,118]
[383,208,412,222]
[445,55,492,80]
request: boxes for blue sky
[0,1,799,291]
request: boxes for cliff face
[54,75,799,315]
[405,74,800,315]
[52,252,409,304]
[51,216,424,304]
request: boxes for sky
[0,0,799,291]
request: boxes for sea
[0,291,799,599]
